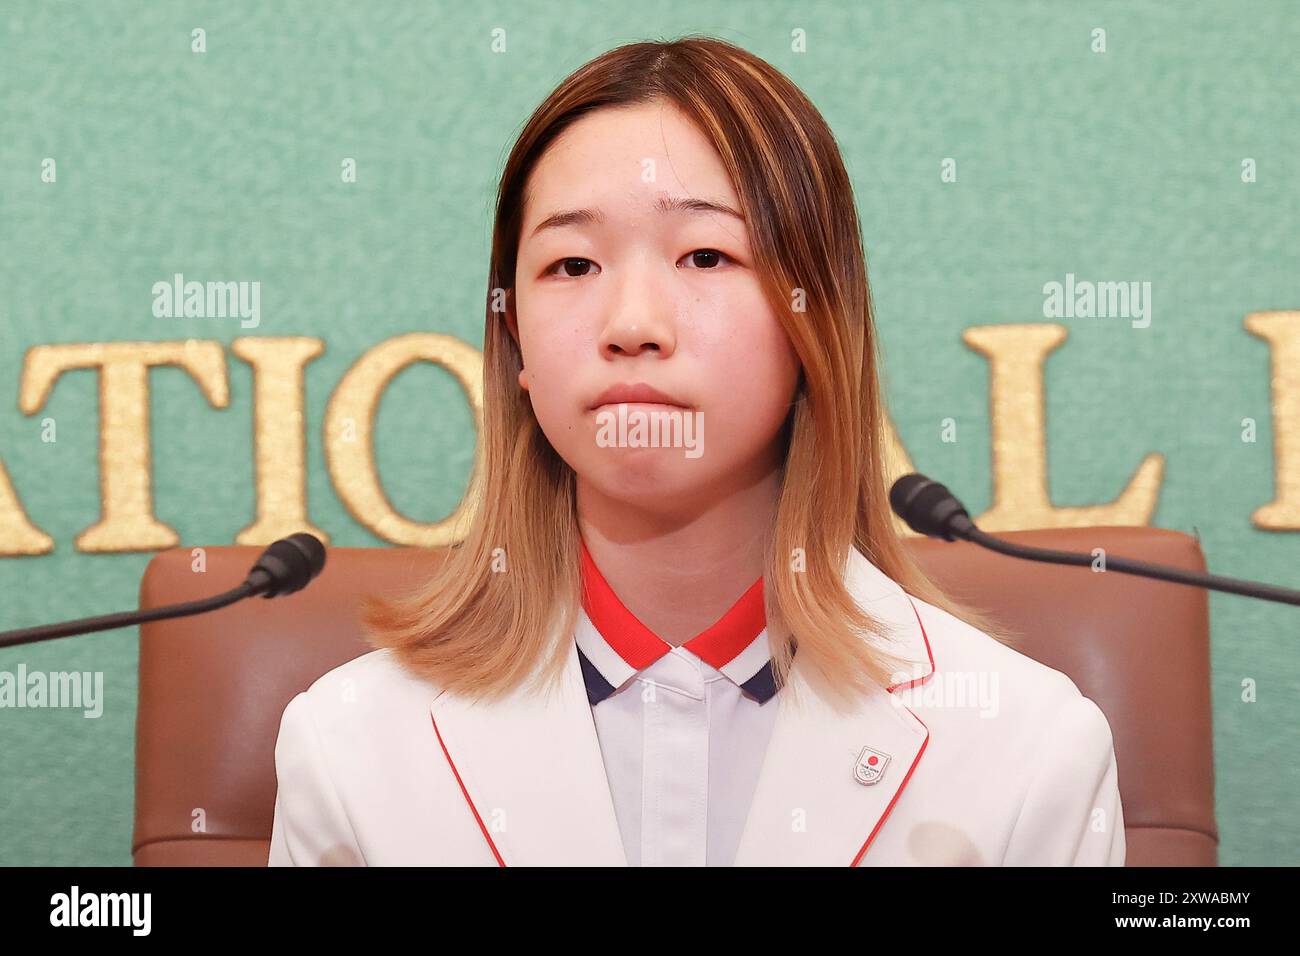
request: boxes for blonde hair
[362,35,1010,709]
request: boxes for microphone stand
[890,474,1300,608]
[960,525,1300,607]
[0,533,327,650]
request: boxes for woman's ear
[502,291,529,391]
[501,293,522,353]
[503,289,520,346]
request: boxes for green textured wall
[1,0,1296,865]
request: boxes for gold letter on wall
[20,341,228,551]
[962,323,1164,529]
[1245,310,1300,530]
[231,336,329,545]
[324,332,483,546]
[0,457,53,556]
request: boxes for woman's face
[510,99,801,514]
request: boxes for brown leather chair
[133,527,1217,866]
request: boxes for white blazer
[268,547,1126,866]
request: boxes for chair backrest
[133,526,1217,866]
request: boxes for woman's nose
[598,273,678,358]
[600,319,676,357]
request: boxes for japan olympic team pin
[853,745,892,785]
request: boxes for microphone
[890,473,1300,607]
[0,533,327,650]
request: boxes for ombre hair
[362,35,1011,709]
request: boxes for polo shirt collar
[574,536,781,706]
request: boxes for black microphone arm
[889,473,1300,608]
[0,533,327,650]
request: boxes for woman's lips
[589,382,689,410]
[591,403,689,419]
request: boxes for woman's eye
[680,249,730,269]
[546,257,600,278]
[545,250,731,278]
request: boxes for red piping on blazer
[850,595,934,866]
[430,711,507,867]
[430,593,936,868]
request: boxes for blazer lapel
[732,549,935,866]
[428,547,934,868]
[428,637,628,866]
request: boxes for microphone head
[889,473,974,541]
[246,533,327,598]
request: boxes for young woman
[269,36,1125,867]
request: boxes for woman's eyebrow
[527,195,744,238]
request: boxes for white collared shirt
[575,539,783,866]
[576,617,782,866]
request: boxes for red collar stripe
[579,540,673,669]
[678,576,765,670]
[579,537,766,671]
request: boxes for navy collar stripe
[576,642,790,706]
[576,644,618,706]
